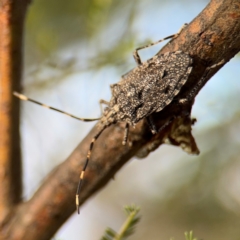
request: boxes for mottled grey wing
[134,52,192,122]
[111,51,193,124]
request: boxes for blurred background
[20,0,240,239]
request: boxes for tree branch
[4,0,240,239]
[0,0,29,229]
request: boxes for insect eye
[110,84,120,94]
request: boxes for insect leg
[122,123,129,145]
[13,92,100,122]
[133,24,188,65]
[76,125,108,214]
[99,99,110,115]
[99,99,110,106]
[146,116,157,134]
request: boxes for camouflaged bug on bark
[13,33,194,214]
[14,43,226,214]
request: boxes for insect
[14,28,194,214]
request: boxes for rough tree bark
[0,0,29,237]
[1,0,240,239]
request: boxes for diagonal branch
[4,0,240,239]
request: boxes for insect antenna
[76,124,108,214]
[13,92,100,122]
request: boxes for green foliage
[184,231,197,240]
[100,206,200,240]
[170,231,198,240]
[25,0,137,65]
[24,0,139,89]
[101,205,141,240]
